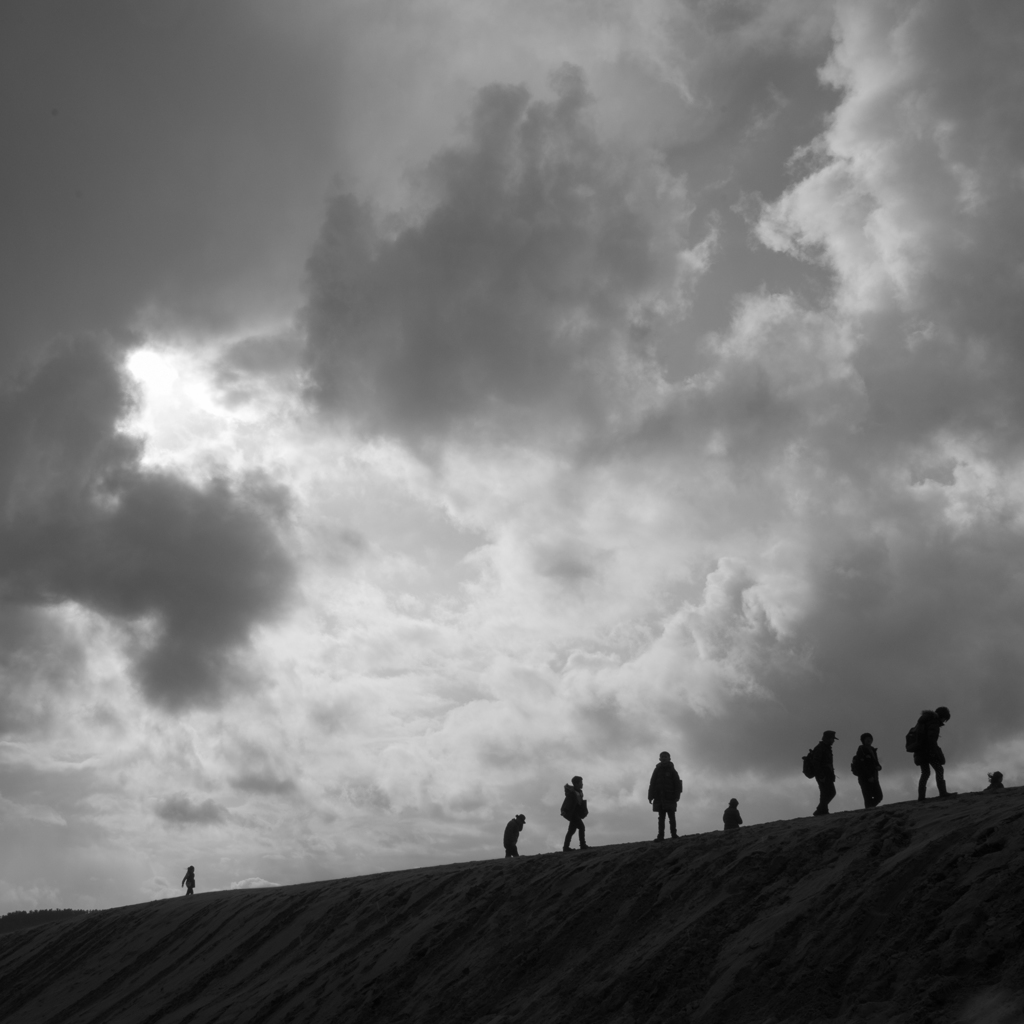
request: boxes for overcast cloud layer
[2,0,1024,912]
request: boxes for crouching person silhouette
[181,865,195,896]
[561,776,588,851]
[984,772,1004,792]
[503,813,526,857]
[648,751,683,841]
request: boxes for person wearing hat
[560,776,589,851]
[811,730,837,816]
[984,771,1004,793]
[648,751,683,841]
[723,798,742,830]
[503,813,526,857]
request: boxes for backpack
[802,748,819,779]
[561,791,587,820]
[905,724,921,753]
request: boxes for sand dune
[1,790,1021,1023]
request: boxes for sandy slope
[1,790,1021,1024]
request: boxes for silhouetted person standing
[503,813,526,857]
[984,771,1004,792]
[912,706,956,801]
[648,751,683,841]
[723,798,742,830]
[851,732,883,808]
[181,866,195,896]
[561,776,588,851]
[811,730,837,816]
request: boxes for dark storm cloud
[155,794,228,826]
[0,0,340,372]
[303,67,680,443]
[0,338,295,713]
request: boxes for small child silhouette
[181,865,196,896]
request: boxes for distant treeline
[0,909,94,935]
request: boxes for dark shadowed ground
[1,790,1021,1024]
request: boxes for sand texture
[1,790,1021,1023]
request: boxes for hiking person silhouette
[851,732,883,808]
[811,730,837,816]
[723,798,742,830]
[503,813,526,857]
[181,866,195,896]
[560,776,588,851]
[911,706,956,801]
[647,751,683,841]
[984,771,1004,792]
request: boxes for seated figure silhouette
[503,813,526,857]
[181,865,195,896]
[723,798,742,830]
[984,771,1004,792]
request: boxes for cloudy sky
[2,0,1023,911]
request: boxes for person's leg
[578,820,588,849]
[814,778,827,815]
[656,809,666,840]
[815,776,835,814]
[918,760,931,801]
[510,845,519,858]
[858,777,872,808]
[869,775,883,807]
[934,761,949,797]
[563,820,577,851]
[667,809,677,838]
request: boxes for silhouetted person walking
[648,751,683,841]
[851,732,883,808]
[503,813,526,857]
[810,730,837,816]
[181,866,195,896]
[984,771,1004,792]
[910,706,956,801]
[561,776,588,851]
[723,798,742,830]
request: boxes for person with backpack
[647,751,683,841]
[181,865,195,896]
[560,776,588,851]
[723,798,742,830]
[908,706,956,801]
[503,813,526,857]
[808,730,837,816]
[851,733,883,808]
